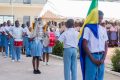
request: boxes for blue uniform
[24,36,31,56]
[83,25,108,80]
[43,46,52,53]
[3,26,13,57]
[11,26,23,61]
[9,37,15,60]
[31,40,43,57]
[0,33,2,47]
[58,28,79,80]
[63,48,77,80]
[85,53,104,80]
[4,35,9,57]
[23,27,31,56]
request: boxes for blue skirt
[43,46,52,53]
[31,40,43,57]
[110,32,117,40]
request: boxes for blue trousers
[85,53,104,80]
[14,47,21,61]
[4,35,9,57]
[24,37,31,56]
[4,36,14,58]
[63,48,77,80]
[9,38,15,60]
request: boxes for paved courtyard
[0,52,120,80]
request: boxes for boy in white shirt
[58,19,79,80]
[6,20,14,59]
[8,20,24,61]
[82,11,108,80]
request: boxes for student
[0,24,3,52]
[30,18,43,74]
[58,19,79,80]
[82,11,108,80]
[23,22,31,57]
[1,22,10,57]
[6,20,14,59]
[21,24,26,54]
[8,20,24,61]
[0,23,6,56]
[43,28,56,65]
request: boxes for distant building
[0,0,47,25]
[76,0,120,2]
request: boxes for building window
[23,16,30,24]
[23,0,31,4]
[0,16,14,24]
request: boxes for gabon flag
[78,0,99,80]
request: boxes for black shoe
[36,70,41,74]
[39,58,43,61]
[26,55,31,57]
[33,70,37,74]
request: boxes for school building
[0,0,47,25]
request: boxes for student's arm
[57,32,65,43]
[6,30,13,38]
[100,41,108,64]
[83,39,101,66]
[101,29,108,64]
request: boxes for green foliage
[111,48,120,72]
[52,41,63,57]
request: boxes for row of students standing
[0,21,14,59]
[0,20,33,61]
[0,19,58,74]
[0,20,25,61]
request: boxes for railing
[0,0,47,4]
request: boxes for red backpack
[48,32,56,47]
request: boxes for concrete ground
[0,51,120,80]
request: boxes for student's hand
[2,32,5,35]
[29,38,33,41]
[92,58,101,66]
[23,32,26,37]
[29,37,35,41]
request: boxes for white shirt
[11,26,23,41]
[58,28,79,48]
[0,26,12,35]
[55,28,60,37]
[23,27,30,36]
[4,26,13,35]
[83,25,108,53]
[1,26,6,35]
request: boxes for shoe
[12,60,15,62]
[17,59,21,62]
[33,70,37,74]
[2,52,5,56]
[36,70,41,74]
[46,62,49,65]
[4,56,7,58]
[43,62,46,66]
[39,58,43,61]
